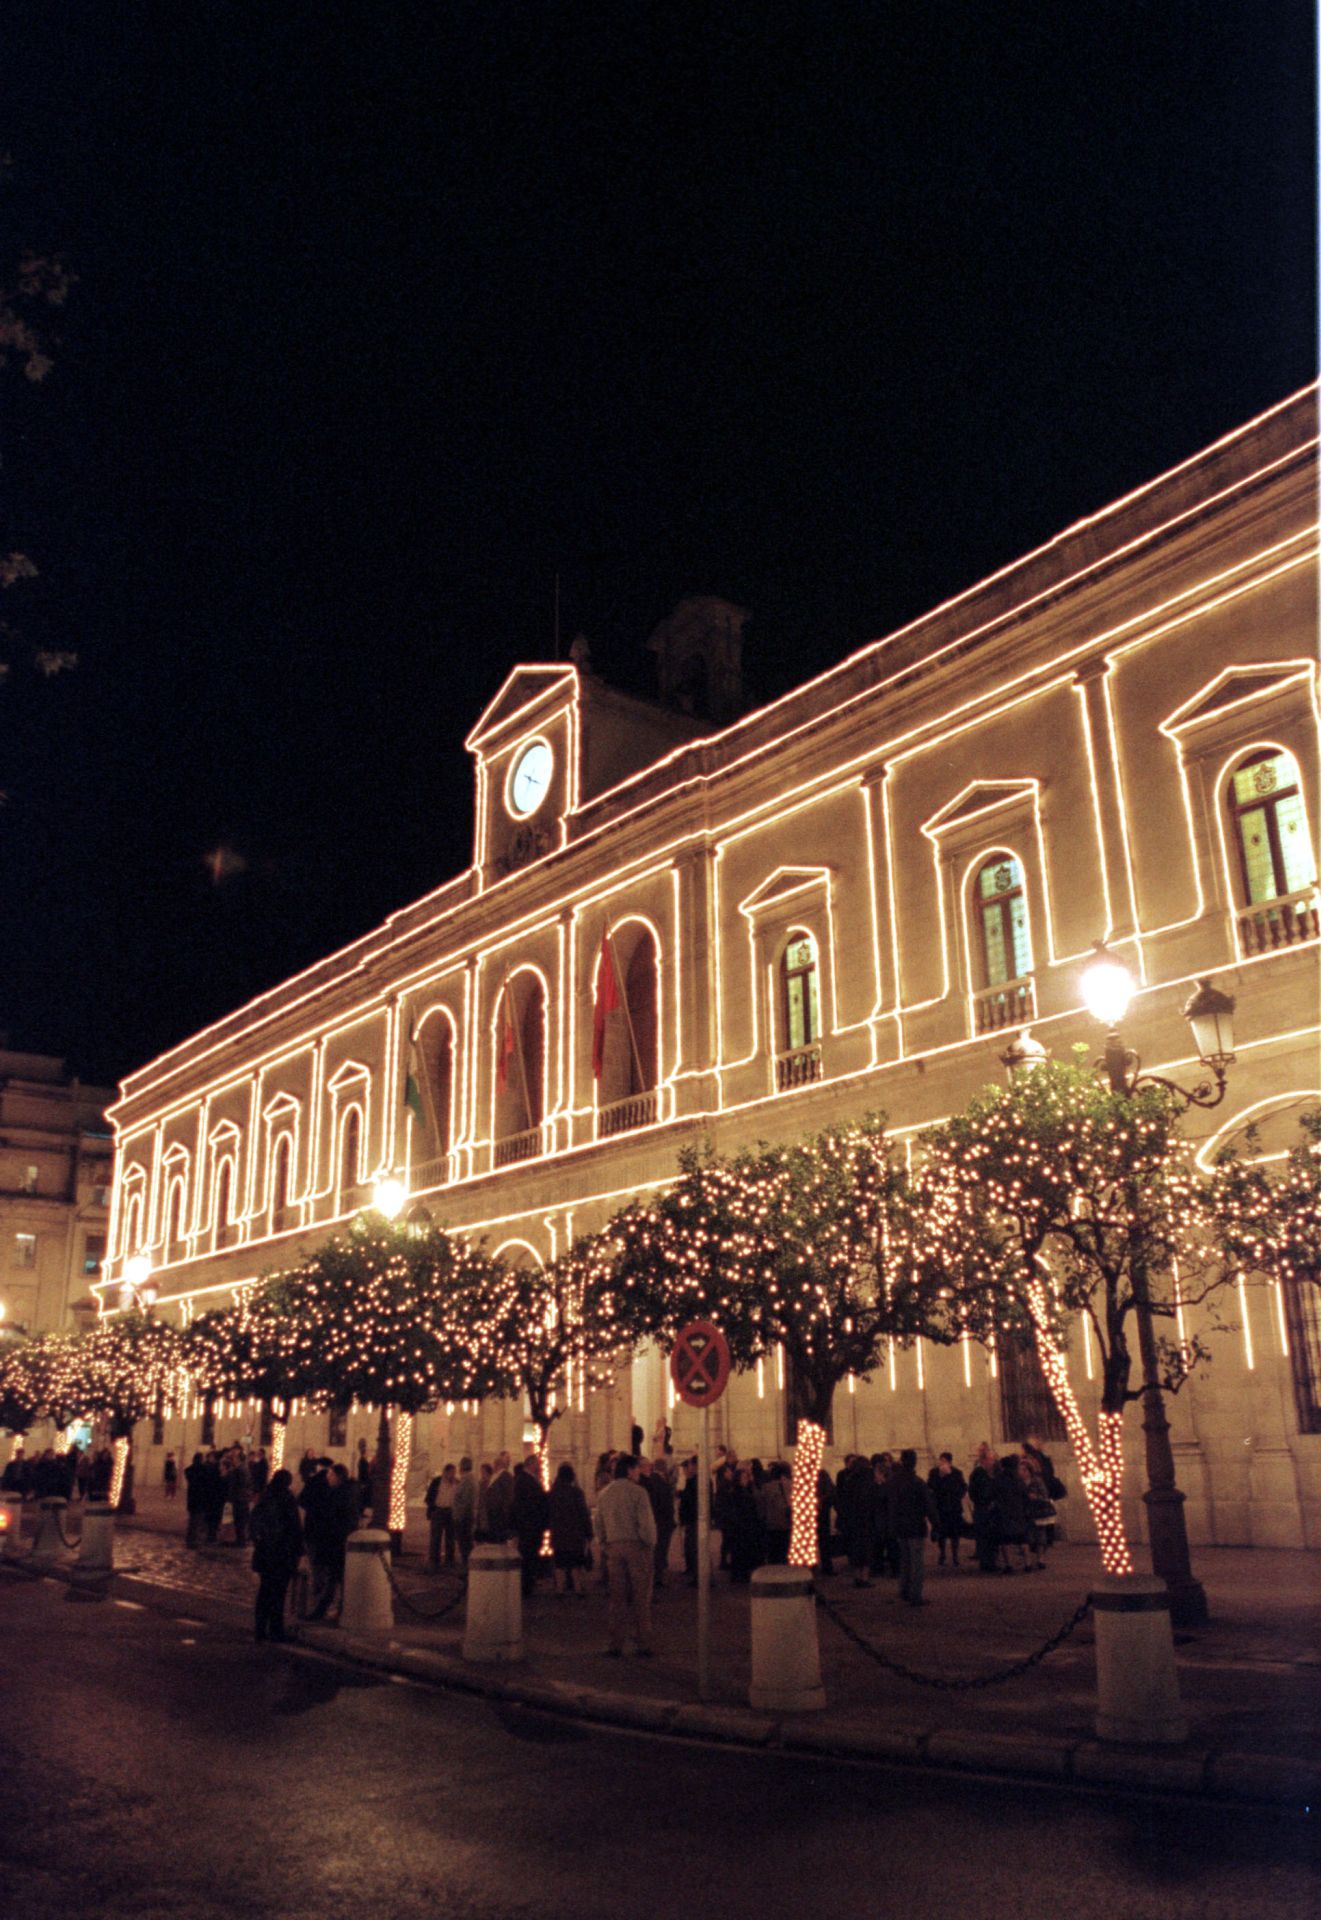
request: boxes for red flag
[592,924,621,1081]
[496,990,516,1093]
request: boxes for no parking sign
[669,1320,731,1408]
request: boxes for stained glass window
[976,855,1031,986]
[781,934,820,1052]
[1229,751,1315,905]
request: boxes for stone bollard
[0,1494,23,1558]
[1092,1574,1187,1744]
[30,1496,72,1565]
[463,1543,524,1662]
[340,1529,394,1634]
[78,1499,116,1573]
[748,1565,827,1712]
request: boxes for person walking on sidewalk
[425,1462,458,1570]
[926,1452,967,1568]
[451,1457,477,1565]
[595,1454,657,1656]
[250,1467,304,1643]
[511,1455,550,1595]
[548,1462,592,1595]
[887,1448,938,1605]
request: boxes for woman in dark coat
[250,1468,304,1643]
[725,1466,765,1583]
[992,1453,1031,1572]
[547,1463,592,1595]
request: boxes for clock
[507,738,554,819]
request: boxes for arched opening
[1225,748,1318,952]
[596,923,660,1135]
[970,851,1034,1033]
[414,1011,455,1168]
[214,1158,236,1251]
[776,931,822,1090]
[122,1187,145,1260]
[338,1106,363,1207]
[164,1176,187,1263]
[494,974,546,1166]
[271,1135,293,1233]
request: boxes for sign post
[670,1319,731,1704]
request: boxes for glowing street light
[119,1254,158,1314]
[370,1177,408,1220]
[1080,941,1137,1030]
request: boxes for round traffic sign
[669,1319,731,1408]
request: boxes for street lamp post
[1077,942,1236,1628]
[1002,951,1235,1625]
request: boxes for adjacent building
[103,386,1321,1545]
[0,1049,114,1341]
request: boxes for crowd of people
[3,1419,1065,1648]
[1,1441,114,1502]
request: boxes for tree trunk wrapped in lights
[918,1060,1240,1581]
[388,1410,414,1533]
[610,1122,957,1564]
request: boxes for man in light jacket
[595,1454,657,1657]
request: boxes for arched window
[214,1159,235,1250]
[123,1187,145,1259]
[414,1014,455,1165]
[776,934,822,1090]
[338,1108,363,1206]
[164,1178,186,1262]
[494,974,546,1166]
[271,1135,293,1234]
[971,854,1034,1034]
[1227,750,1317,952]
[596,926,659,1136]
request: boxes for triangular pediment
[737,866,832,916]
[465,665,579,753]
[1161,664,1313,736]
[921,780,1037,839]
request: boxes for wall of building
[103,387,1321,1544]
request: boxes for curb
[6,1556,1316,1814]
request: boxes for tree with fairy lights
[917,1056,1237,1591]
[0,1331,83,1437]
[610,1121,954,1566]
[1212,1107,1321,1293]
[263,1217,494,1538]
[74,1313,184,1509]
[185,1288,302,1472]
[440,1235,629,1488]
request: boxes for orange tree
[73,1313,183,1507]
[260,1216,495,1528]
[438,1235,627,1487]
[917,1057,1235,1590]
[184,1288,303,1469]
[1213,1107,1321,1291]
[0,1331,86,1437]
[609,1120,952,1565]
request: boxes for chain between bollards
[813,1582,1093,1691]
[382,1555,468,1621]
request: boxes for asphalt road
[0,1577,1314,1920]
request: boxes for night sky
[1,3,1313,1090]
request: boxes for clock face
[507,739,554,819]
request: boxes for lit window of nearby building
[781,935,820,1052]
[1228,750,1315,905]
[12,1232,36,1269]
[976,854,1032,986]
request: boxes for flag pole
[604,916,649,1096]
[504,968,536,1134]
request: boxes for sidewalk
[14,1489,1321,1810]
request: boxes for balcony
[493,1126,543,1170]
[408,1153,457,1192]
[596,1089,659,1140]
[1236,886,1320,957]
[775,1044,823,1092]
[973,975,1036,1036]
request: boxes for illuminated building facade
[0,1050,113,1340]
[105,388,1320,1546]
